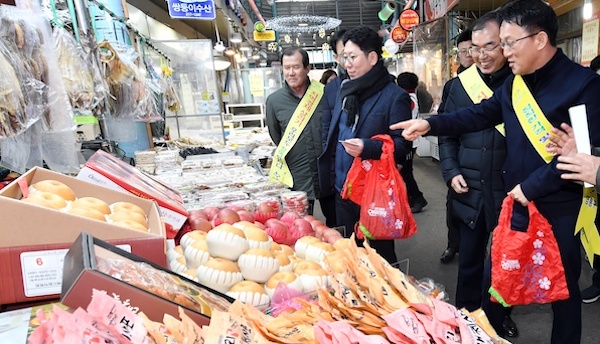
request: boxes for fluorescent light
[584,1,593,20]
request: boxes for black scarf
[339,60,391,127]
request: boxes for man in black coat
[393,1,600,341]
[438,12,517,336]
[439,27,474,264]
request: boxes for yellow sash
[269,82,324,187]
[458,65,505,136]
[512,75,600,266]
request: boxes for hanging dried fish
[0,47,26,137]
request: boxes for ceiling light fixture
[213,54,231,71]
[267,15,341,33]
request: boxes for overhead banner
[167,0,216,20]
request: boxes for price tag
[20,245,132,297]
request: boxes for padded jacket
[439,64,511,230]
[428,50,600,220]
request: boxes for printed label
[21,245,131,297]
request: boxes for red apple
[255,203,278,224]
[189,217,212,232]
[203,206,221,220]
[237,210,255,222]
[280,211,301,224]
[188,209,209,221]
[213,208,241,226]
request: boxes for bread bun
[113,220,148,232]
[196,258,243,294]
[205,224,249,261]
[67,207,106,222]
[237,248,279,283]
[72,197,110,215]
[227,281,270,310]
[32,180,75,201]
[110,202,146,217]
[109,211,148,228]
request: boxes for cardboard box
[0,167,166,305]
[62,233,233,326]
[77,150,188,233]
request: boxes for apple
[213,208,241,226]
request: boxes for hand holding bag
[341,135,417,240]
[489,197,570,307]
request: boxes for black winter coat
[439,65,511,231]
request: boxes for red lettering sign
[400,9,420,31]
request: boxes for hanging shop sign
[254,30,276,41]
[391,26,408,44]
[425,0,460,22]
[167,0,216,20]
[581,18,599,65]
[399,9,420,31]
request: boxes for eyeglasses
[341,51,374,64]
[499,32,541,50]
[340,53,364,64]
[457,49,470,56]
[469,43,500,56]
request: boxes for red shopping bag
[489,197,570,307]
[341,135,417,240]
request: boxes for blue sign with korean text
[167,0,216,20]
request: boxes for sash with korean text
[458,64,505,136]
[512,74,600,266]
[269,82,324,187]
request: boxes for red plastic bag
[341,135,417,240]
[489,197,570,307]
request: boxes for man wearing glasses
[391,0,600,341]
[437,12,518,337]
[317,26,412,264]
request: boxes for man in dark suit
[319,29,347,227]
[317,26,412,264]
[393,1,600,341]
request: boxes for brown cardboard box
[77,150,188,233]
[62,233,233,326]
[0,167,166,306]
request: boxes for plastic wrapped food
[96,257,232,315]
[0,41,26,137]
[53,27,95,110]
